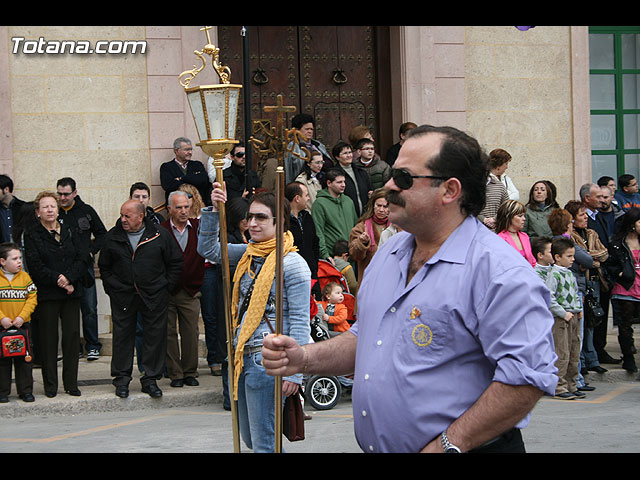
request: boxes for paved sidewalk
[0,334,225,418]
[1,329,639,418]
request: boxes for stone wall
[465,26,581,207]
[6,26,150,224]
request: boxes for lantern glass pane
[227,88,239,138]
[203,89,227,140]
[187,91,208,142]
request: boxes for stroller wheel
[305,375,342,410]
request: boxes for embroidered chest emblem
[409,306,433,347]
[412,324,433,347]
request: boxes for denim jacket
[197,207,311,384]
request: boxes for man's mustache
[386,190,405,207]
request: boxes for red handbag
[0,327,32,361]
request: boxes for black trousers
[34,299,80,394]
[111,294,168,387]
[593,287,611,355]
[469,428,525,453]
[0,356,33,397]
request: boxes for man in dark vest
[161,191,205,387]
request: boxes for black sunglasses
[391,168,449,190]
[234,151,245,158]
[245,212,275,224]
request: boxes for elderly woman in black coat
[23,191,89,398]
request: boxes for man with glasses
[223,142,261,200]
[262,125,558,453]
[56,177,108,362]
[160,137,212,207]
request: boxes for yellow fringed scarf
[230,230,297,400]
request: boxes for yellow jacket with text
[0,269,38,323]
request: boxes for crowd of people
[1,115,639,453]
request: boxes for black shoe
[142,382,162,398]
[65,389,81,397]
[553,392,576,400]
[115,386,129,398]
[622,359,638,373]
[170,379,184,388]
[578,385,596,391]
[0,396,8,403]
[587,366,608,374]
[45,391,56,398]
[19,393,35,402]
[183,376,199,386]
[571,390,586,397]
[598,352,622,364]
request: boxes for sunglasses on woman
[245,212,275,224]
[390,168,449,190]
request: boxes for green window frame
[589,26,640,182]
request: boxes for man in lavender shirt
[262,125,558,453]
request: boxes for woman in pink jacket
[495,200,536,268]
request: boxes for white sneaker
[87,349,100,361]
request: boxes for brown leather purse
[283,386,305,442]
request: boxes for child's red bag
[0,327,32,361]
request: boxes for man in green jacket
[312,169,359,260]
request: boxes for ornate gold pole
[214,159,242,453]
[179,26,242,453]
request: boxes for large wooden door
[218,25,391,158]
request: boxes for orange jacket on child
[317,301,350,332]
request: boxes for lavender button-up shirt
[350,215,558,453]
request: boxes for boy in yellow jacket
[0,242,37,402]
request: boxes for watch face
[444,446,462,453]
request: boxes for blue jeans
[237,351,282,453]
[80,266,101,352]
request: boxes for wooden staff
[251,95,308,453]
[214,158,242,453]
[274,164,285,453]
[263,97,293,453]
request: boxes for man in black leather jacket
[99,200,183,398]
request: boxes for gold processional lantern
[179,26,242,160]
[180,27,309,454]
[179,26,242,453]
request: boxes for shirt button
[376,340,382,346]
[364,374,370,380]
[369,445,374,452]
[361,410,367,416]
[390,306,396,312]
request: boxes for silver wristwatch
[440,430,462,453]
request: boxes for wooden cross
[263,95,296,141]
[260,94,296,166]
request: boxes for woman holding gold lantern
[198,184,311,453]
